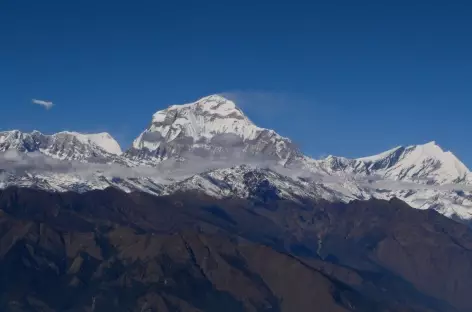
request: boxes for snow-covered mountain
[1,94,471,223]
[313,141,470,185]
[126,95,301,166]
[0,130,122,162]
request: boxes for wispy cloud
[219,90,317,150]
[220,90,304,120]
[0,148,287,183]
[1,149,471,194]
[32,99,54,110]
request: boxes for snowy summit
[127,94,300,164]
[0,130,122,161]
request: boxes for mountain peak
[128,95,299,164]
[352,141,469,184]
[51,131,122,155]
[152,94,244,123]
[0,130,122,159]
[81,132,122,155]
[417,140,442,153]
[184,94,235,106]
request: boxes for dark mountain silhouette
[0,187,471,311]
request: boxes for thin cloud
[220,90,300,120]
[219,90,315,150]
[1,149,472,194]
[32,99,54,110]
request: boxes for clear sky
[1,0,471,166]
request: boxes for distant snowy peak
[318,141,470,185]
[152,94,249,126]
[127,94,301,165]
[139,94,257,145]
[0,130,122,162]
[65,132,122,155]
[361,141,469,184]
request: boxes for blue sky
[1,0,472,166]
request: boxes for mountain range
[1,94,471,223]
[2,95,472,311]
